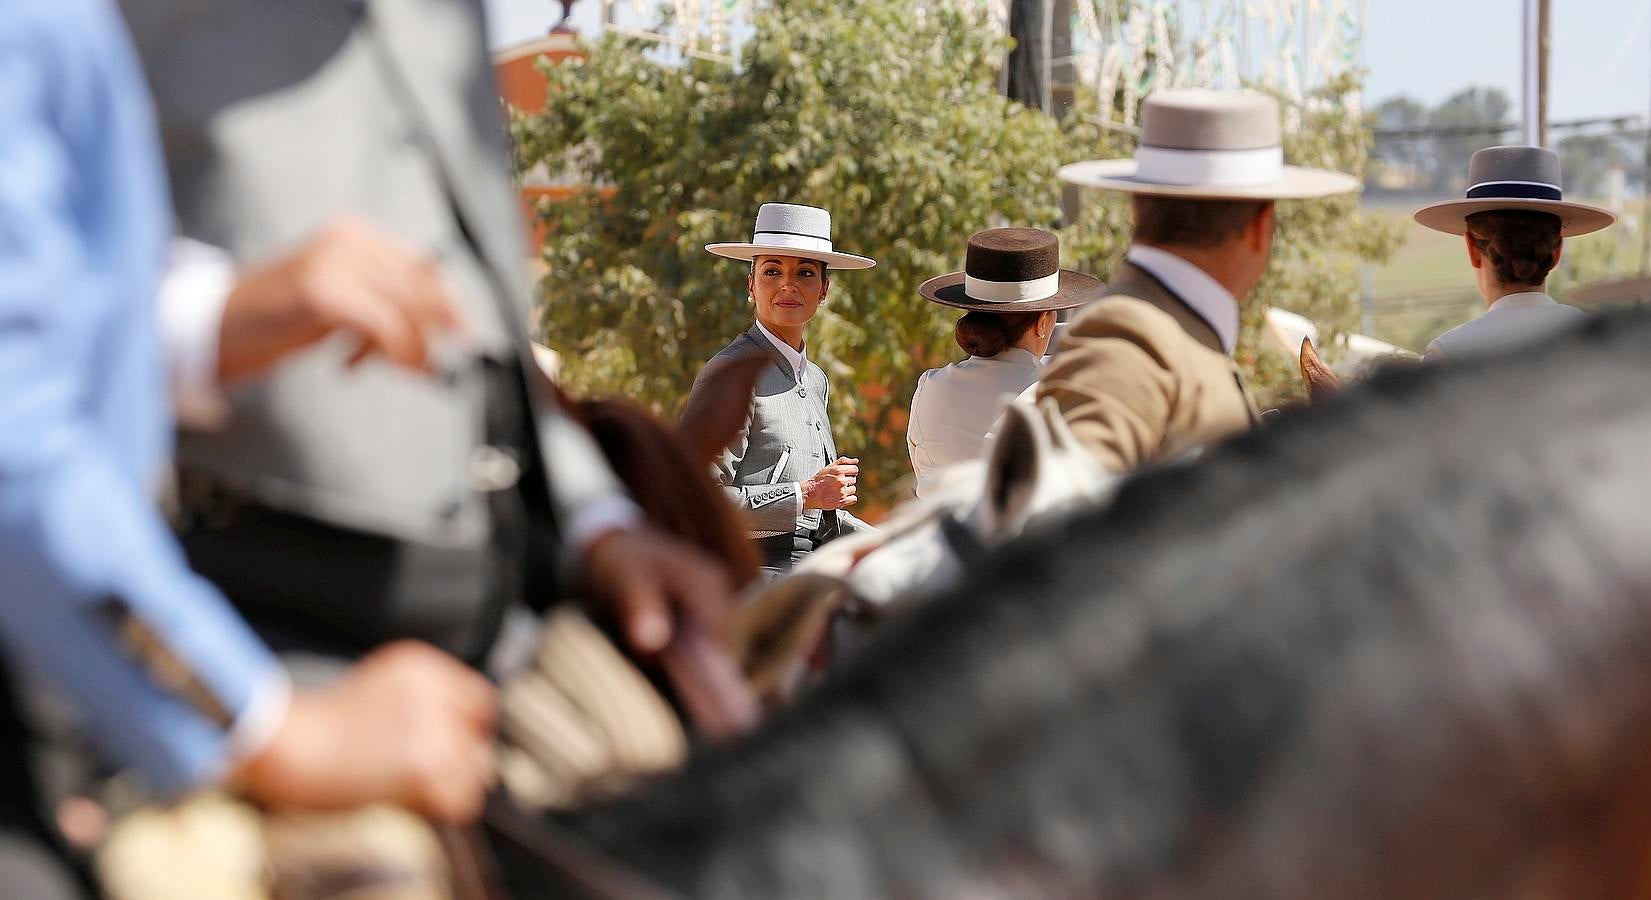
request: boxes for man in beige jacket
[1039,89,1359,472]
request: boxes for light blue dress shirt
[0,0,279,792]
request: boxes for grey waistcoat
[691,326,845,539]
[121,0,620,549]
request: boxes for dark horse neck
[525,310,1651,899]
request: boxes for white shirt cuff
[565,494,645,552]
[224,667,292,765]
[159,237,236,429]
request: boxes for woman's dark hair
[1465,209,1563,286]
[954,310,1043,358]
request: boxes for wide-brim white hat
[706,202,876,269]
[1412,145,1616,237]
[1059,89,1360,200]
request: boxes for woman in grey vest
[691,203,876,575]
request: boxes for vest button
[469,445,522,492]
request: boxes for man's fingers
[341,231,460,369]
[445,665,498,732]
[418,756,486,824]
[663,548,733,637]
[615,573,674,654]
[333,279,427,370]
[414,257,467,336]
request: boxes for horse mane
[549,309,1651,899]
[574,397,760,590]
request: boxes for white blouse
[906,348,1042,497]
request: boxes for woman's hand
[803,457,859,510]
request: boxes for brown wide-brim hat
[1059,89,1360,200]
[918,227,1104,313]
[1413,145,1616,238]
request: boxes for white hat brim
[705,243,877,270]
[1412,197,1617,237]
[1058,159,1361,200]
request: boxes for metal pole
[1641,16,1651,277]
[1521,0,1539,146]
[1538,0,1551,147]
[1036,0,1050,112]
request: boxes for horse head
[533,309,1651,900]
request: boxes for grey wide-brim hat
[706,202,876,269]
[1060,89,1360,200]
[1413,145,1616,237]
[918,227,1104,313]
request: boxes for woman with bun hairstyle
[906,228,1103,496]
[1413,146,1616,362]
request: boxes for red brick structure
[493,33,586,250]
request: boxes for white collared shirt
[754,318,807,381]
[1126,245,1240,354]
[752,318,809,509]
[1424,291,1587,363]
[907,348,1042,497]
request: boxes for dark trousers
[756,533,820,580]
[0,670,92,900]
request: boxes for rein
[475,794,680,900]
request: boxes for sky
[1361,0,1651,121]
[483,0,1651,121]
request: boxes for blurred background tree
[513,0,1398,509]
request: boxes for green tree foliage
[514,0,1397,505]
[1423,86,1513,192]
[516,0,1067,504]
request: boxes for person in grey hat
[1040,89,1359,473]
[908,228,1104,496]
[1413,145,1616,363]
[693,203,877,576]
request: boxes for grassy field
[1356,197,1648,352]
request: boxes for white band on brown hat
[964,271,1061,303]
[1134,144,1284,187]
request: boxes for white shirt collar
[1126,245,1240,354]
[968,347,1042,367]
[754,319,806,381]
[1487,291,1557,313]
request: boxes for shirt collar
[1126,245,1240,354]
[1487,291,1557,313]
[967,347,1042,367]
[754,319,806,381]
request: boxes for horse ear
[1300,337,1343,403]
[981,401,1047,534]
[1038,395,1082,453]
[677,351,769,466]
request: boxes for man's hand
[216,217,464,382]
[802,457,859,510]
[230,642,497,824]
[582,526,734,655]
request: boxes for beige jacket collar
[1126,245,1240,354]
